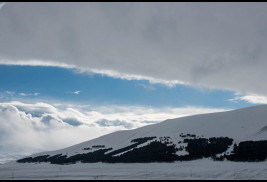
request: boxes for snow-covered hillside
[18,105,267,164]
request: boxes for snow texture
[0,160,266,180]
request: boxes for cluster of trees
[92,145,105,148]
[107,136,157,157]
[105,141,177,163]
[175,146,184,152]
[17,141,177,164]
[17,135,267,164]
[18,137,158,164]
[218,140,267,162]
[176,137,233,161]
[17,155,50,163]
[179,133,197,138]
[83,145,106,150]
[106,143,139,157]
[159,136,171,140]
[131,136,157,143]
[185,137,233,159]
[18,149,113,165]
[83,147,92,150]
[159,136,174,145]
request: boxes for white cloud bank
[228,93,267,104]
[1,3,267,94]
[0,101,227,162]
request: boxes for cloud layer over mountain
[0,101,225,162]
[0,3,267,95]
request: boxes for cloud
[76,67,185,87]
[0,101,227,162]
[4,91,15,95]
[96,119,134,129]
[0,59,185,87]
[0,102,122,161]
[0,3,267,94]
[20,93,30,96]
[73,91,80,95]
[0,91,16,102]
[228,93,267,104]
[19,92,40,96]
[0,59,76,69]
[137,84,156,91]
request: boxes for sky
[0,2,267,163]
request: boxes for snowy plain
[0,159,266,180]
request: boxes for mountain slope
[18,105,267,164]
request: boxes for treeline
[107,136,157,156]
[17,135,267,164]
[92,145,105,148]
[214,140,267,162]
[131,136,156,143]
[17,149,113,165]
[18,136,158,164]
[83,137,156,152]
[17,136,233,164]
[186,137,233,159]
[179,133,197,138]
[106,141,177,163]
[17,141,176,164]
[83,145,106,150]
[176,137,233,161]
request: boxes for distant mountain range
[18,105,267,164]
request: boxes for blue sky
[0,65,254,109]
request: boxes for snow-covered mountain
[18,105,267,164]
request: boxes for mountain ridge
[18,105,267,164]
